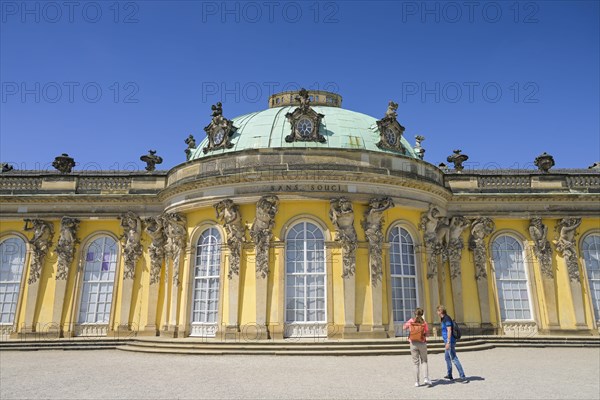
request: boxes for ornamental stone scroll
[144,215,166,285]
[55,217,80,280]
[362,197,394,286]
[250,195,279,279]
[120,211,143,280]
[163,212,187,286]
[554,218,582,282]
[329,197,358,278]
[419,204,444,279]
[446,216,470,279]
[23,219,54,285]
[215,199,245,279]
[529,217,553,279]
[468,217,495,280]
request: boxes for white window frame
[0,234,28,335]
[491,234,534,322]
[388,225,419,337]
[581,233,600,324]
[284,220,328,338]
[72,234,120,336]
[189,227,222,337]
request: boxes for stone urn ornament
[1,163,14,173]
[447,149,469,172]
[140,150,163,172]
[52,153,75,174]
[534,152,555,173]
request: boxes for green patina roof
[189,106,418,159]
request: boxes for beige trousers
[410,341,429,383]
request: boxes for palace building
[1,89,599,341]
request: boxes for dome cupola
[188,89,421,161]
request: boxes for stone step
[126,340,485,351]
[0,345,124,351]
[0,340,127,351]
[116,342,495,356]
[2,335,597,352]
[488,342,600,348]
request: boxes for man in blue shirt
[437,305,468,383]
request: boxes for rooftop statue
[385,101,398,120]
[375,100,406,153]
[211,102,223,118]
[414,135,426,160]
[285,88,326,143]
[204,103,236,153]
[184,134,196,160]
[295,88,311,111]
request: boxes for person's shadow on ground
[428,376,485,387]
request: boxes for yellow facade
[1,201,598,339]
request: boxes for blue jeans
[444,343,466,378]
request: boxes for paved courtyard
[1,347,599,399]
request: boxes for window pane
[78,236,118,325]
[389,227,418,332]
[0,237,26,325]
[285,222,326,325]
[191,228,222,324]
[492,235,532,321]
[583,235,600,320]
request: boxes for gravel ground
[1,347,599,399]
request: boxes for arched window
[389,226,418,335]
[190,228,221,336]
[285,221,326,337]
[582,234,600,321]
[492,235,532,320]
[0,237,26,326]
[78,236,118,324]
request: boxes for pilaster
[450,275,464,323]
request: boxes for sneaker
[414,382,420,387]
[443,375,454,380]
[458,377,469,384]
[423,379,432,386]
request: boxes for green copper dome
[189,95,419,160]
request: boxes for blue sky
[1,0,598,171]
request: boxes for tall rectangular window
[0,237,26,325]
[389,226,418,332]
[78,236,118,324]
[190,227,221,336]
[492,235,532,320]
